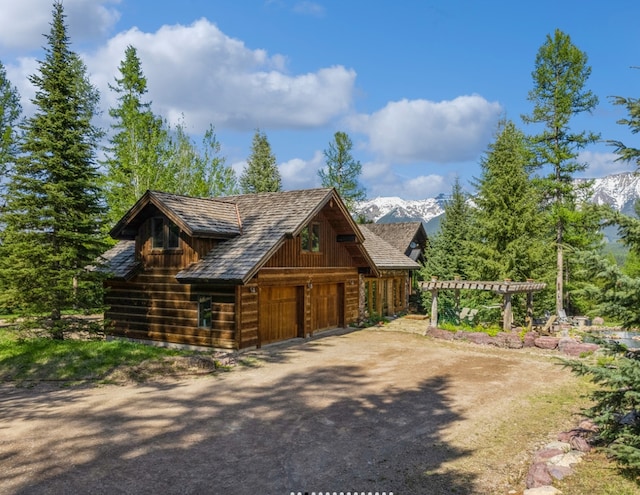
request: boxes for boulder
[592,316,605,326]
[547,464,574,481]
[462,332,495,346]
[559,341,599,357]
[526,462,552,488]
[534,336,560,349]
[523,487,562,495]
[497,331,524,349]
[533,448,565,463]
[523,331,539,347]
[424,328,455,340]
[569,435,591,453]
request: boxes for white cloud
[0,0,120,50]
[349,95,502,164]
[279,151,324,190]
[293,1,326,17]
[85,19,356,133]
[579,150,635,178]
[360,160,451,200]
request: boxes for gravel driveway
[0,320,581,494]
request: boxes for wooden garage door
[259,286,301,344]
[312,283,343,332]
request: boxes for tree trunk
[556,222,564,316]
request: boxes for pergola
[420,278,547,330]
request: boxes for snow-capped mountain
[355,172,640,232]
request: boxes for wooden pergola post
[503,293,512,331]
[526,290,533,330]
[430,276,438,327]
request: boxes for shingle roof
[362,222,425,255]
[110,190,242,240]
[358,225,421,270]
[176,188,348,283]
[98,240,139,279]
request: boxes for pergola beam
[420,279,547,330]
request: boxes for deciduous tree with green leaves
[102,44,169,225]
[318,131,366,211]
[0,2,107,335]
[522,28,600,316]
[240,129,281,194]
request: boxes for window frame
[198,295,212,329]
[301,222,321,253]
[150,217,181,251]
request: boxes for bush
[561,341,640,474]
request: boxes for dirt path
[0,321,583,494]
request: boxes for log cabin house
[358,225,421,317]
[361,222,428,265]
[101,188,419,350]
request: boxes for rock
[548,464,574,480]
[523,331,538,347]
[544,441,571,452]
[424,328,455,340]
[558,340,599,357]
[578,419,598,432]
[523,487,562,495]
[569,435,591,453]
[592,316,605,325]
[496,331,524,348]
[534,336,560,349]
[548,451,584,468]
[526,461,553,488]
[534,448,565,462]
[463,332,495,345]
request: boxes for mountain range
[354,172,640,235]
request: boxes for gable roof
[105,188,375,284]
[97,240,139,280]
[111,190,242,240]
[362,222,427,255]
[358,225,421,271]
[177,188,375,283]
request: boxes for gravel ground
[0,319,582,495]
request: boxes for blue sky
[1,0,639,200]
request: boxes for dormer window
[301,223,320,252]
[151,217,180,250]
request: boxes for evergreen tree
[318,131,366,211]
[103,45,169,225]
[239,129,281,193]
[469,119,548,282]
[609,68,640,168]
[0,2,107,336]
[0,60,21,194]
[522,28,600,316]
[420,178,473,319]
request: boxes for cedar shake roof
[358,225,421,271]
[362,222,426,256]
[177,188,368,283]
[110,190,242,240]
[103,188,378,284]
[98,240,139,279]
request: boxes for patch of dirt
[0,317,587,495]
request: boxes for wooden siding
[264,211,357,269]
[105,269,237,349]
[137,216,219,269]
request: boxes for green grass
[0,327,185,384]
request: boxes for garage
[311,283,343,332]
[259,286,302,345]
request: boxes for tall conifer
[240,129,281,194]
[0,2,106,335]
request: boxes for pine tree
[0,60,21,194]
[240,129,281,194]
[103,45,169,225]
[470,119,548,282]
[318,131,366,211]
[0,2,107,336]
[420,179,473,318]
[522,28,600,316]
